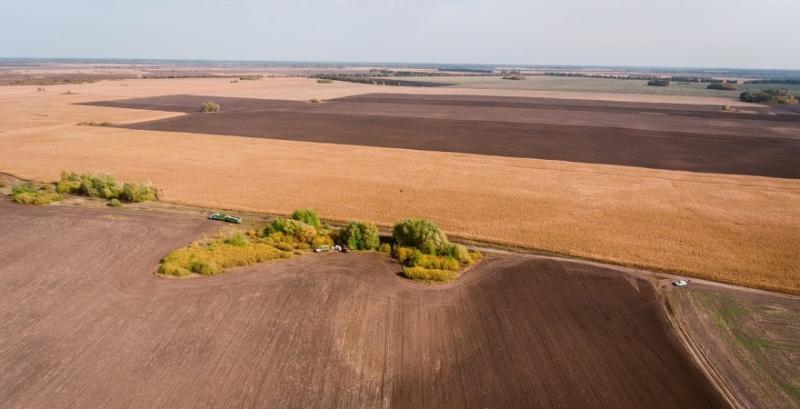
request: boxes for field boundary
[3,170,797,300]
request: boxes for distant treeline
[367,69,454,78]
[744,79,800,85]
[740,88,799,105]
[437,67,494,74]
[544,72,717,83]
[309,73,450,87]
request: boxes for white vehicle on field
[672,279,690,287]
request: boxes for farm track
[90,93,800,179]
[0,198,729,408]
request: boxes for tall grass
[158,237,291,277]
[402,267,459,282]
[160,210,339,277]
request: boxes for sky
[1,0,799,69]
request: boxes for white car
[672,279,690,287]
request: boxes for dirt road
[0,199,726,408]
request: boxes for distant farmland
[383,75,800,98]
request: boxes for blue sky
[1,0,798,69]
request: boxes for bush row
[57,171,156,203]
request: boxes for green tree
[392,219,448,254]
[291,208,321,229]
[340,221,380,250]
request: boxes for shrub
[10,183,62,205]
[189,258,218,275]
[262,218,318,243]
[722,104,733,111]
[443,243,472,263]
[107,198,122,207]
[77,121,113,126]
[200,101,220,112]
[57,171,156,203]
[239,75,263,81]
[402,266,458,283]
[339,221,380,250]
[412,253,461,270]
[311,235,334,249]
[292,208,321,229]
[56,171,82,194]
[0,180,5,188]
[310,98,321,103]
[119,182,156,202]
[317,79,333,84]
[394,246,421,266]
[392,219,449,254]
[78,173,120,199]
[379,243,391,253]
[223,231,249,247]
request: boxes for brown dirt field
[0,199,727,408]
[91,93,800,178]
[0,77,798,295]
[670,284,800,409]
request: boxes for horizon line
[2,56,800,73]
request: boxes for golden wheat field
[0,77,798,294]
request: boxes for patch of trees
[501,75,526,80]
[647,79,671,87]
[740,88,799,105]
[309,74,449,87]
[707,82,737,91]
[391,218,481,283]
[339,221,380,250]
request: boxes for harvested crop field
[2,77,799,295]
[0,199,727,408]
[90,93,800,178]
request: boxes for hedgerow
[57,171,155,203]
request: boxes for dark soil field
[0,199,727,408]
[89,93,800,179]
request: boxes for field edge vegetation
[158,210,481,283]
